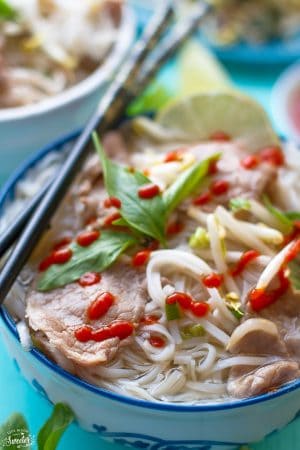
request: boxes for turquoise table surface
[1,6,299,450]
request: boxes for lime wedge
[177,40,232,97]
[156,92,279,151]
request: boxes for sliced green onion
[181,324,205,340]
[229,197,251,213]
[189,227,210,249]
[225,293,244,319]
[263,195,293,234]
[285,211,300,221]
[165,302,181,321]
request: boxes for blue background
[1,3,300,449]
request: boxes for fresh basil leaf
[94,133,167,245]
[0,413,31,450]
[263,195,293,234]
[229,197,251,213]
[38,231,136,291]
[163,154,220,215]
[285,211,300,221]
[37,403,74,450]
[0,0,16,20]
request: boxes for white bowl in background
[0,6,135,182]
[271,61,300,144]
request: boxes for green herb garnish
[38,231,136,291]
[163,154,220,215]
[94,133,167,245]
[263,195,293,234]
[37,403,74,450]
[229,197,251,213]
[189,227,210,249]
[181,324,205,339]
[165,302,181,321]
[0,0,16,20]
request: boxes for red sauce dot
[92,327,112,342]
[79,272,101,287]
[164,150,182,163]
[149,336,165,348]
[208,159,219,175]
[166,222,184,235]
[210,179,230,196]
[140,315,159,325]
[104,212,121,227]
[109,321,134,340]
[74,326,93,343]
[76,230,100,247]
[53,237,72,251]
[52,247,73,264]
[166,292,193,309]
[103,197,122,209]
[241,155,260,170]
[132,250,151,267]
[285,239,300,263]
[209,131,231,142]
[260,146,285,167]
[87,292,115,321]
[193,191,212,206]
[38,255,54,272]
[231,250,260,277]
[202,273,224,288]
[138,184,160,199]
[190,301,210,317]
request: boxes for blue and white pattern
[93,425,241,450]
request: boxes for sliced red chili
[284,239,300,264]
[76,230,100,247]
[138,184,160,199]
[87,292,115,321]
[208,159,219,175]
[92,327,112,342]
[78,272,101,287]
[38,255,54,272]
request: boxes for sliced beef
[228,361,300,398]
[26,261,147,367]
[227,318,288,356]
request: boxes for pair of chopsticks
[0,1,211,304]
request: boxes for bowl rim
[1,132,300,413]
[271,60,300,143]
[0,5,135,122]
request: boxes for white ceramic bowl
[1,135,300,450]
[0,6,135,181]
[271,61,300,144]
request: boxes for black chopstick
[0,2,210,304]
[0,2,174,260]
